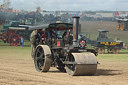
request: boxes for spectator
[20,36,24,47]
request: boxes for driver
[63,29,71,44]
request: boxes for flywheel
[9,34,20,46]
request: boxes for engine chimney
[72,16,80,45]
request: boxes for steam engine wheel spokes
[65,53,97,76]
[8,31,15,36]
[113,48,119,54]
[107,47,113,53]
[98,47,105,54]
[34,45,52,72]
[9,34,20,46]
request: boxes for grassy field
[98,53,128,61]
[0,39,31,46]
[0,46,128,61]
[0,46,31,60]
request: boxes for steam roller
[33,16,98,76]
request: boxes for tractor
[92,30,123,54]
[33,16,98,76]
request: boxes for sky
[1,0,128,11]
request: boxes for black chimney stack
[72,16,80,45]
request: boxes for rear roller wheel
[34,45,52,72]
[65,53,97,76]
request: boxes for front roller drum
[66,53,97,76]
[34,45,52,72]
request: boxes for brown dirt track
[0,47,128,85]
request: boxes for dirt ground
[0,48,128,85]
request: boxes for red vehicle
[0,21,32,46]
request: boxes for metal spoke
[36,57,42,61]
[38,50,42,54]
[39,53,45,59]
